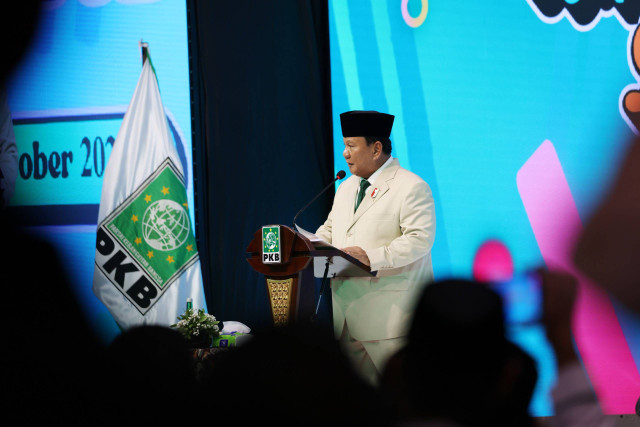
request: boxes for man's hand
[342,246,370,266]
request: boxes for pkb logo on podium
[262,225,281,264]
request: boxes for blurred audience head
[390,279,536,426]
[0,0,44,85]
[99,325,198,424]
[0,210,103,423]
[574,137,640,313]
[204,323,392,426]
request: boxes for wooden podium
[246,225,374,326]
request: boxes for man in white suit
[316,110,436,384]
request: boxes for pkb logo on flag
[262,225,281,264]
[95,158,198,314]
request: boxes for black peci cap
[340,110,394,137]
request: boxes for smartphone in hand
[488,271,543,327]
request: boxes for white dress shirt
[355,155,394,201]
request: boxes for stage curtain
[188,0,334,330]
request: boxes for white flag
[92,52,207,329]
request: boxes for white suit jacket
[316,159,435,342]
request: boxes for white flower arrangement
[171,308,220,341]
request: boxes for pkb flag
[93,50,206,329]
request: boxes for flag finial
[139,40,149,66]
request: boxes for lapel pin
[371,187,379,199]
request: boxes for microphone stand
[310,260,330,323]
[292,175,342,230]
[292,171,345,324]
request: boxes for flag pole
[139,39,149,66]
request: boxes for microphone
[292,170,346,229]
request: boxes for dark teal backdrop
[188,0,335,332]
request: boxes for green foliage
[170,308,220,340]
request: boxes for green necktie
[355,178,371,212]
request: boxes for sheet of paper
[295,225,374,277]
[295,224,331,245]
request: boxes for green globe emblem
[142,199,190,251]
[265,231,278,250]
